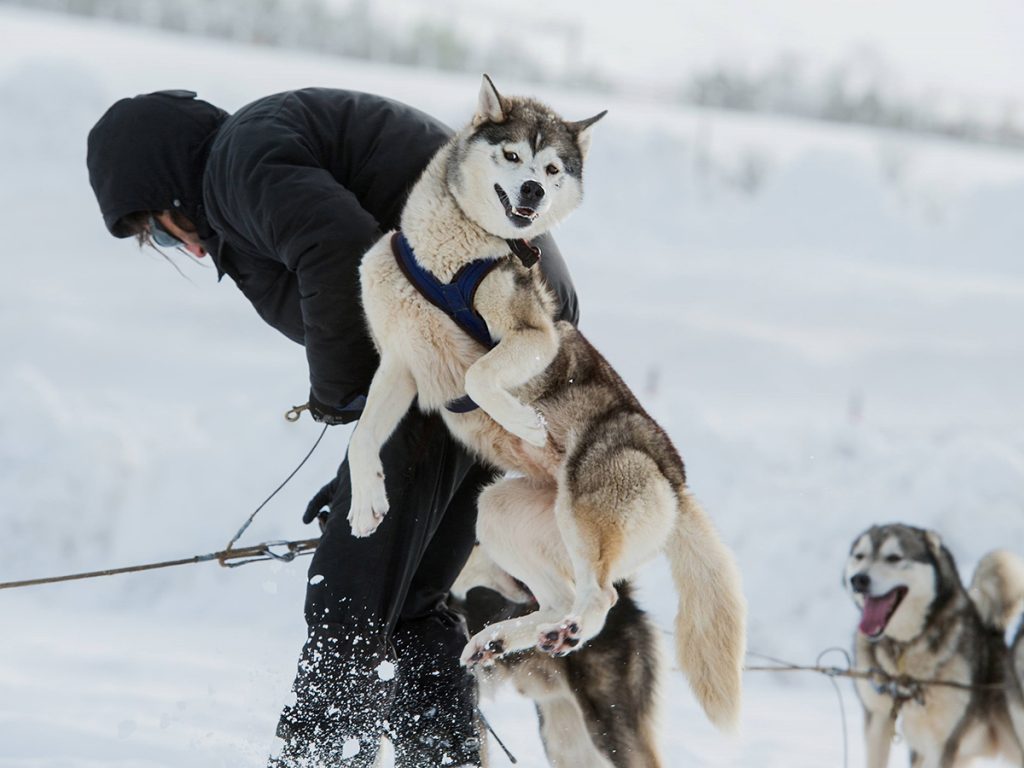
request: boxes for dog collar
[506,238,541,268]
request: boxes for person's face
[154,211,206,258]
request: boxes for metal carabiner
[285,403,309,422]
[261,540,300,562]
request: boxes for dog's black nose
[850,573,871,593]
[520,180,545,204]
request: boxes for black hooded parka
[87,88,578,419]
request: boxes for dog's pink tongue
[859,592,899,637]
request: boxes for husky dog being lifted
[845,523,1024,767]
[346,75,746,731]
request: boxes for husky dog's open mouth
[494,184,537,228]
[859,586,908,638]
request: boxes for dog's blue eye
[546,164,559,176]
[503,150,520,163]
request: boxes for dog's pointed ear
[924,529,944,560]
[570,110,607,159]
[474,74,506,126]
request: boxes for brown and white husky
[346,75,746,731]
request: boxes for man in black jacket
[86,88,579,767]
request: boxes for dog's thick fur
[845,524,1024,767]
[451,545,664,767]
[346,75,746,730]
[1013,622,1024,753]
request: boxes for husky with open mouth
[346,75,746,734]
[845,523,1024,767]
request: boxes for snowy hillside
[1,6,1023,767]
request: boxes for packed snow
[1,6,1023,767]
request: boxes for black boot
[269,623,397,767]
[388,612,485,767]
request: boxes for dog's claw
[462,634,507,668]
[491,403,547,448]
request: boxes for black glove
[303,476,338,527]
[307,390,354,426]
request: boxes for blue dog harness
[390,232,540,413]
[392,232,500,350]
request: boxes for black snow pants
[272,405,494,767]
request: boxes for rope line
[744,646,1015,767]
[1,421,330,591]
[476,706,518,764]
[745,652,1005,693]
[222,424,329,557]
[0,538,321,591]
[818,648,850,768]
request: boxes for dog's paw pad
[537,618,582,656]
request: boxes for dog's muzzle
[850,572,871,594]
[495,183,542,228]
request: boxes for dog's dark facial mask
[446,74,605,241]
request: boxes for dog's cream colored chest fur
[358,234,559,479]
[359,238,485,410]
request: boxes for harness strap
[391,232,500,349]
[392,232,511,413]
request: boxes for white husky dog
[346,76,746,730]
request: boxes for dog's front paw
[497,404,548,448]
[347,470,389,538]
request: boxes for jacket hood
[86,89,228,238]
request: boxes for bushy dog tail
[969,549,1024,633]
[664,490,746,732]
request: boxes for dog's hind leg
[476,476,574,611]
[462,607,569,668]
[538,454,676,655]
[462,477,577,667]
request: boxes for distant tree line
[5,0,1021,150]
[2,0,574,83]
[685,50,1024,150]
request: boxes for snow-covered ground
[1,6,1022,766]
